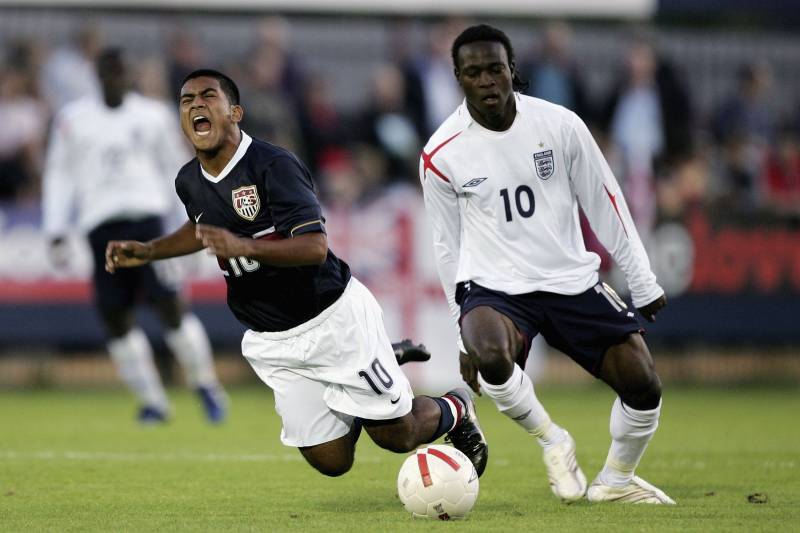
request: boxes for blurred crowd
[1,17,799,235]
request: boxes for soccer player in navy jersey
[420,25,674,504]
[106,69,487,478]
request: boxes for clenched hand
[195,224,249,259]
[637,293,667,322]
[105,241,152,273]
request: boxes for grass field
[1,384,798,532]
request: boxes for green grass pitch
[1,384,797,532]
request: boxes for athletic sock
[427,395,463,442]
[598,397,661,487]
[478,363,566,448]
[107,328,168,411]
[165,314,219,388]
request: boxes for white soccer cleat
[542,431,587,502]
[587,475,676,504]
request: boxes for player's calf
[364,396,443,453]
[364,393,488,477]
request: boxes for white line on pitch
[0,450,387,463]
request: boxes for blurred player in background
[421,24,674,504]
[105,70,487,479]
[42,48,226,424]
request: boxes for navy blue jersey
[175,132,351,332]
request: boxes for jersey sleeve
[420,154,466,352]
[565,113,664,308]
[264,155,325,237]
[41,111,77,237]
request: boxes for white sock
[478,364,566,448]
[165,314,218,388]
[599,397,661,487]
[107,328,168,410]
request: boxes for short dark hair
[180,69,240,105]
[451,24,528,92]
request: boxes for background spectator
[520,20,591,121]
[599,33,693,235]
[39,25,102,112]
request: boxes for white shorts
[241,277,414,447]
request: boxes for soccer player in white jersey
[42,48,227,424]
[420,25,675,504]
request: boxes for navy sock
[428,397,456,442]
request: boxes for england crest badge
[232,185,260,221]
[533,149,554,180]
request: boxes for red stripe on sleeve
[603,184,629,238]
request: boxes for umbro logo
[462,177,488,188]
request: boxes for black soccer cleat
[392,339,431,366]
[443,388,488,477]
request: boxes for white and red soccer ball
[397,444,479,520]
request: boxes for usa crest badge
[232,185,260,221]
[533,149,554,180]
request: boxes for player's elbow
[305,233,328,265]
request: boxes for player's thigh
[87,223,140,333]
[461,306,525,370]
[458,283,536,370]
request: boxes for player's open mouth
[192,115,212,136]
[482,95,500,105]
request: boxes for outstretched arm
[106,220,203,273]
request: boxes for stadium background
[1,0,799,391]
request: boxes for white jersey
[42,93,190,235]
[420,94,663,333]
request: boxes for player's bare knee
[101,309,134,338]
[466,338,514,382]
[621,373,662,410]
[153,297,184,329]
[301,450,354,477]
[313,459,353,477]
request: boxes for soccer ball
[396,444,479,520]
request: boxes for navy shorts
[457,281,643,378]
[87,216,180,314]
